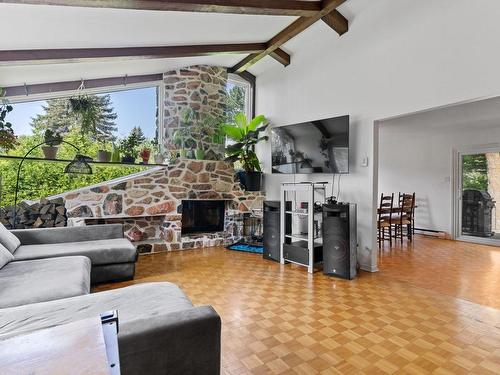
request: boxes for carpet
[227,243,263,254]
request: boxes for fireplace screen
[181,200,225,234]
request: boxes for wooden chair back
[378,193,394,222]
[398,192,415,222]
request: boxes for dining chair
[394,193,415,243]
[378,193,394,248]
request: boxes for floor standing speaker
[322,203,357,279]
[263,201,290,262]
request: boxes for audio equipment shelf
[280,182,328,273]
[285,210,322,216]
[285,234,322,242]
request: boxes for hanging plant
[69,94,101,137]
[0,87,17,152]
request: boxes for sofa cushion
[0,256,91,309]
[0,282,192,339]
[13,238,137,265]
[0,223,21,254]
[0,243,13,269]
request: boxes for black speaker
[322,203,357,280]
[263,201,290,262]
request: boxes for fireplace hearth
[181,200,225,234]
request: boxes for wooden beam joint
[321,9,348,36]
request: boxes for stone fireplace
[181,200,225,234]
[60,158,264,253]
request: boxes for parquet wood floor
[378,235,500,309]
[95,237,500,374]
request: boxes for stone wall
[62,158,264,252]
[163,65,227,160]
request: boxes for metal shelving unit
[280,182,328,273]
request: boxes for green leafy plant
[221,113,268,172]
[69,94,117,141]
[118,126,147,158]
[0,87,17,152]
[172,110,194,155]
[43,129,63,146]
[462,154,488,190]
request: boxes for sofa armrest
[11,224,124,245]
[118,305,221,375]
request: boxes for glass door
[456,148,500,244]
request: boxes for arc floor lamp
[11,140,92,228]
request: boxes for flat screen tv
[271,115,349,174]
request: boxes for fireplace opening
[181,200,225,234]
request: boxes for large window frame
[5,80,164,149]
[227,72,255,120]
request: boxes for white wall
[379,96,500,235]
[255,0,500,271]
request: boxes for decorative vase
[97,150,111,163]
[179,149,187,158]
[195,149,205,160]
[42,146,58,160]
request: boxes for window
[0,85,160,206]
[226,73,253,121]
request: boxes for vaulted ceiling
[0,0,360,88]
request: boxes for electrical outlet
[361,156,369,167]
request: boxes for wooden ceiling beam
[0,43,267,65]
[231,0,347,73]
[321,9,348,35]
[0,0,322,16]
[269,48,291,67]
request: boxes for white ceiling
[0,1,356,87]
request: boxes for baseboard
[359,263,378,272]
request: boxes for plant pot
[238,171,262,191]
[121,155,135,164]
[42,146,58,160]
[97,150,111,163]
[195,149,205,160]
[140,157,149,165]
[154,154,164,164]
[179,149,187,158]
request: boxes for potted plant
[193,113,220,160]
[173,110,195,158]
[0,88,17,153]
[152,141,164,164]
[111,144,121,162]
[119,136,137,164]
[42,129,63,159]
[221,113,269,191]
[97,142,112,162]
[172,127,190,158]
[139,147,151,164]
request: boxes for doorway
[454,146,500,245]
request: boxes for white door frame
[452,143,500,245]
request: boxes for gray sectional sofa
[0,223,221,375]
[11,224,138,283]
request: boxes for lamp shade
[64,155,93,174]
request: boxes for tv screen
[271,115,349,174]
